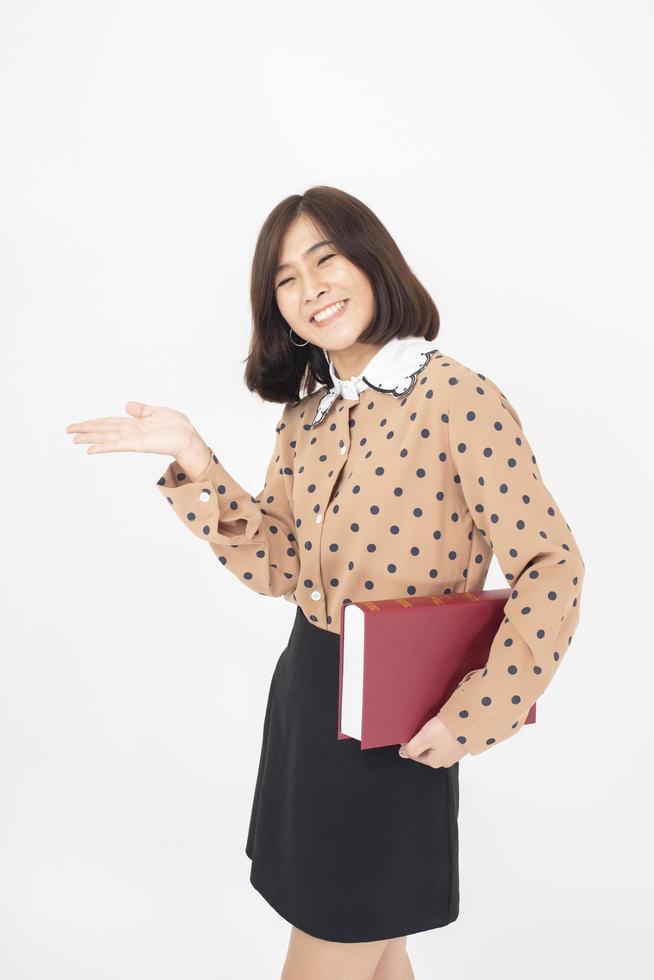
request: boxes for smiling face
[274,214,377,359]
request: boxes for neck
[327,340,385,381]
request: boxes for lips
[310,298,349,324]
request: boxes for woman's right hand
[64,401,202,461]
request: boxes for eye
[275,253,337,289]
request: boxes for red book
[337,589,537,750]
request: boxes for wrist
[176,434,212,482]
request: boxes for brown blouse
[156,336,585,755]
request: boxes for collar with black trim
[308,334,442,428]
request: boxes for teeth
[313,300,346,323]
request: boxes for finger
[72,431,123,445]
[124,401,152,417]
[86,442,137,454]
[73,432,135,451]
[408,753,442,769]
[415,749,444,769]
[65,418,128,433]
[404,736,432,759]
[400,744,429,762]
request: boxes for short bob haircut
[244,185,440,404]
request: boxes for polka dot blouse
[156,336,585,755]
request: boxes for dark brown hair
[243,185,440,404]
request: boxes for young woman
[66,186,585,980]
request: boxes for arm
[155,404,300,599]
[436,369,586,755]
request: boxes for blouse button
[315,514,322,524]
[339,445,347,455]
[199,490,211,502]
[311,590,321,600]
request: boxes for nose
[304,280,329,308]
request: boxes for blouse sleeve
[155,404,300,600]
[436,369,586,755]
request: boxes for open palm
[65,401,196,459]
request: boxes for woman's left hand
[399,715,469,768]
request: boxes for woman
[65,186,585,980]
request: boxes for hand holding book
[398,715,469,768]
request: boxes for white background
[2,1,652,977]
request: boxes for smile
[311,299,349,325]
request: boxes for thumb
[401,727,431,759]
[125,401,152,418]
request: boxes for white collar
[309,334,441,428]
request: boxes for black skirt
[245,604,460,943]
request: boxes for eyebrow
[275,240,334,275]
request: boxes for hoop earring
[289,326,309,347]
